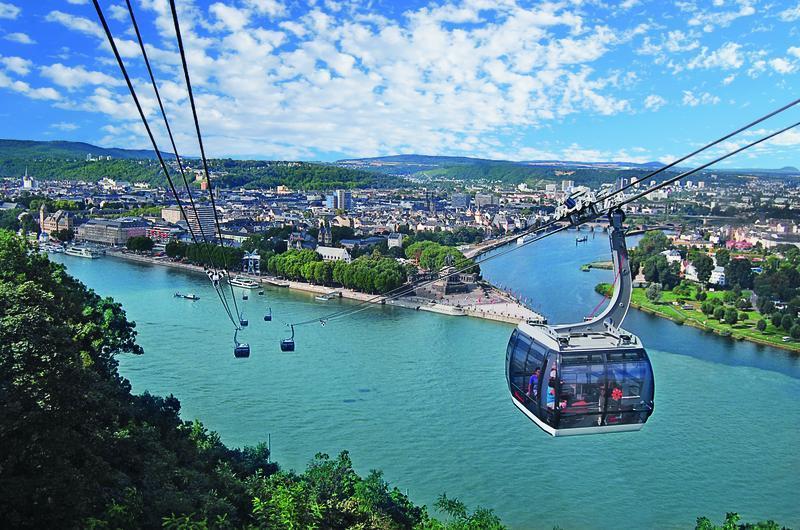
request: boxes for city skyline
[1,1,800,166]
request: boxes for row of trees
[0,229,503,528]
[126,235,154,252]
[165,240,245,269]
[265,249,408,294]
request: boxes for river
[49,231,800,529]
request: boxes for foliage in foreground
[695,512,790,530]
[0,229,499,529]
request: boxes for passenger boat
[174,292,200,300]
[229,276,259,289]
[43,243,65,253]
[263,278,289,288]
[65,245,100,259]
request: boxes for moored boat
[65,245,101,259]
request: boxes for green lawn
[629,285,800,352]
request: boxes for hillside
[0,140,404,190]
[0,139,166,160]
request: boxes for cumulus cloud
[686,42,743,70]
[4,32,34,44]
[0,2,19,20]
[0,71,60,101]
[0,55,32,75]
[778,3,800,22]
[45,10,105,39]
[644,94,666,111]
[40,63,124,91]
[682,90,721,106]
[769,57,797,74]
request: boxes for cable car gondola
[506,210,654,436]
[243,293,249,300]
[234,330,250,358]
[240,314,248,327]
[280,325,295,351]
[264,307,272,322]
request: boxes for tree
[692,253,715,284]
[724,308,738,325]
[724,258,753,290]
[771,312,784,328]
[126,236,154,253]
[713,306,726,320]
[646,283,662,303]
[756,319,767,332]
[696,290,707,301]
[714,248,730,267]
[791,324,800,340]
[53,228,74,242]
[781,314,794,331]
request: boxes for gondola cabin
[280,338,295,351]
[234,342,250,358]
[506,323,653,436]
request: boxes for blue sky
[1,0,800,166]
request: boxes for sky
[1,0,800,167]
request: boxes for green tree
[756,319,767,332]
[126,235,154,252]
[724,308,738,325]
[646,283,662,303]
[714,248,730,267]
[53,228,75,242]
[692,253,715,284]
[790,324,800,340]
[725,258,754,290]
[713,306,726,320]
[781,314,794,331]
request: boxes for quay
[103,249,543,326]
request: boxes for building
[318,220,332,246]
[451,193,471,209]
[387,232,405,249]
[147,224,183,244]
[186,204,218,241]
[475,193,498,208]
[39,205,74,236]
[710,266,726,286]
[561,180,574,192]
[316,246,352,263]
[325,190,353,211]
[76,218,148,246]
[22,168,37,190]
[161,206,183,224]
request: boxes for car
[782,336,792,342]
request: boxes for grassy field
[627,285,800,353]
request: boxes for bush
[739,312,748,322]
[713,306,725,320]
[756,319,767,332]
[646,283,662,303]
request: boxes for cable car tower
[506,209,654,436]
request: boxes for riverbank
[104,250,543,326]
[626,286,800,354]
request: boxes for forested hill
[0,139,165,159]
[0,139,404,189]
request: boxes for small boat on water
[65,245,101,259]
[42,243,65,253]
[576,236,588,243]
[264,278,289,288]
[174,292,200,300]
[315,291,340,302]
[229,276,259,289]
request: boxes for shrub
[646,283,662,303]
[713,306,725,320]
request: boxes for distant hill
[0,139,167,160]
[0,139,403,190]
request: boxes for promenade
[104,250,543,325]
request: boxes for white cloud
[0,71,60,100]
[109,4,129,22]
[682,0,756,32]
[769,57,797,74]
[682,90,721,106]
[66,0,89,4]
[4,32,34,44]
[722,74,735,85]
[0,55,32,75]
[40,63,123,90]
[778,3,800,22]
[644,94,666,111]
[787,46,800,59]
[0,2,19,19]
[244,0,287,18]
[45,10,105,39]
[51,121,79,131]
[686,42,743,70]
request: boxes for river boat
[65,245,101,259]
[229,276,259,289]
[174,292,200,300]
[264,278,290,288]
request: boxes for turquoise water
[50,233,800,529]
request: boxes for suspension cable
[122,0,238,324]
[92,0,239,328]
[597,96,800,203]
[168,0,242,321]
